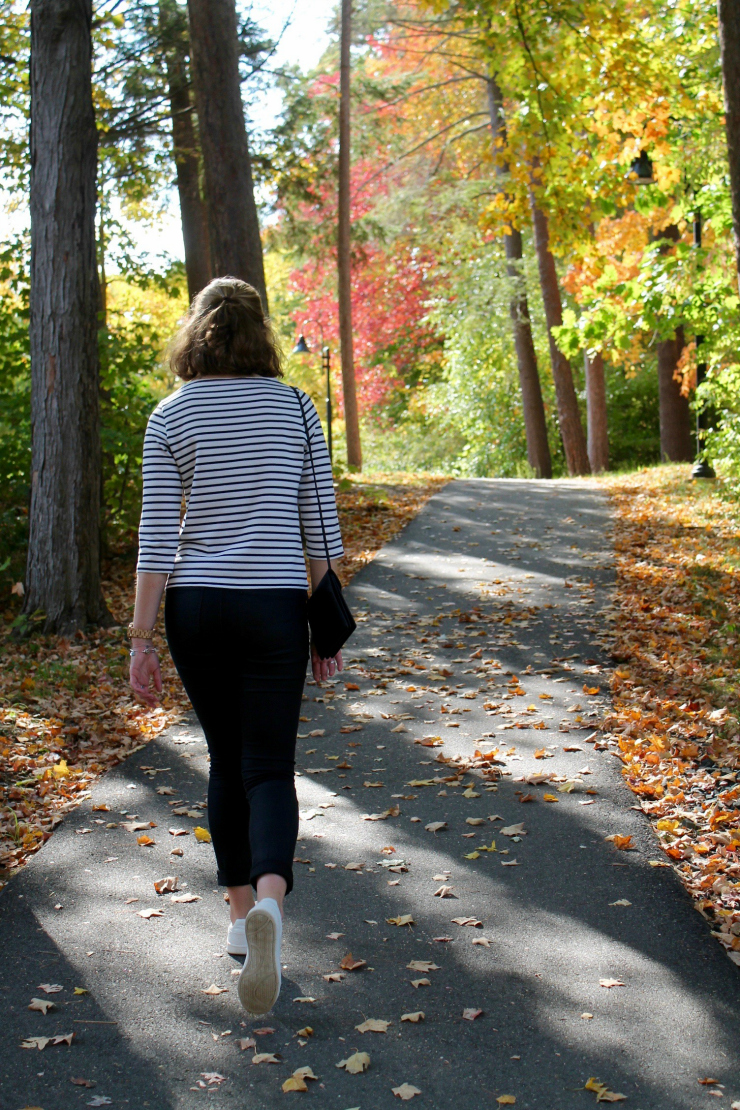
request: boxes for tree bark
[186,0,266,309]
[27,0,109,632]
[718,0,740,293]
[487,78,551,478]
[655,225,693,462]
[337,0,362,470]
[159,0,211,301]
[657,324,692,461]
[584,351,609,472]
[529,196,591,475]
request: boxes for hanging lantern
[629,151,654,185]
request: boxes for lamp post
[691,212,716,479]
[292,333,333,464]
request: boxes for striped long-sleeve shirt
[136,376,344,589]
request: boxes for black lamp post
[691,212,716,479]
[291,333,333,464]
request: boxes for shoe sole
[238,909,280,1015]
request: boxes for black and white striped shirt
[137,376,344,588]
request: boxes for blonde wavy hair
[170,277,283,381]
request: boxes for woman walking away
[128,277,344,1015]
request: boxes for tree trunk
[337,0,362,470]
[529,196,591,475]
[584,351,609,472]
[186,0,266,309]
[487,78,551,478]
[27,0,109,633]
[159,0,211,301]
[718,0,740,293]
[655,224,693,462]
[657,324,692,461]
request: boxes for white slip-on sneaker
[238,898,282,1015]
[226,917,247,956]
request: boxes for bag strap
[292,387,332,568]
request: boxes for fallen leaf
[464,851,481,859]
[38,984,63,994]
[500,823,526,837]
[253,1026,276,1035]
[87,1097,112,1107]
[543,793,559,803]
[91,804,110,812]
[599,978,625,989]
[296,1027,313,1037]
[355,1018,390,1033]
[252,1052,280,1065]
[466,817,486,826]
[407,961,439,972]
[609,899,632,907]
[496,1097,516,1105]
[21,1033,74,1050]
[136,835,155,847]
[410,978,431,988]
[153,875,179,894]
[452,916,483,927]
[462,1007,483,1020]
[387,914,415,926]
[401,1011,424,1022]
[194,826,212,843]
[70,1077,96,1087]
[239,1037,257,1050]
[156,786,176,795]
[393,1082,422,1099]
[73,988,89,995]
[584,1077,627,1102]
[462,787,480,798]
[326,932,345,940]
[168,827,189,837]
[28,998,55,1014]
[136,908,164,919]
[501,859,519,867]
[293,997,316,1003]
[581,1012,594,1020]
[171,892,201,903]
[201,984,228,995]
[433,885,456,898]
[336,1051,370,1074]
[605,835,634,850]
[339,953,367,971]
[323,972,346,982]
[698,1078,720,1085]
[282,1066,318,1092]
[425,821,447,833]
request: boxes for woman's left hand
[311,645,343,685]
[129,647,163,707]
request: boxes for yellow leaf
[252,1052,280,1064]
[543,793,559,803]
[355,1018,390,1033]
[393,1082,422,1099]
[51,759,70,779]
[464,851,480,859]
[335,1051,370,1074]
[386,914,414,926]
[73,987,89,995]
[282,1074,308,1092]
[497,1097,516,1105]
[400,1011,424,1022]
[137,835,155,847]
[194,826,212,843]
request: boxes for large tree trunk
[657,324,692,461]
[159,0,211,301]
[487,79,551,478]
[27,0,109,633]
[584,351,609,472]
[529,197,591,475]
[186,0,266,309]
[656,225,693,462]
[718,0,740,293]
[337,0,362,471]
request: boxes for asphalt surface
[1,478,739,1110]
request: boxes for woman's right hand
[311,645,343,685]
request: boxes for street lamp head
[292,333,310,355]
[629,151,654,185]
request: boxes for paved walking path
[2,479,739,1110]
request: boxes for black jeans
[164,587,309,895]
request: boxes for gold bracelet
[127,623,155,641]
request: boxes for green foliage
[604,362,662,469]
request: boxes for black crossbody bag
[293,388,356,660]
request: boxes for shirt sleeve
[136,406,183,574]
[297,392,344,561]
